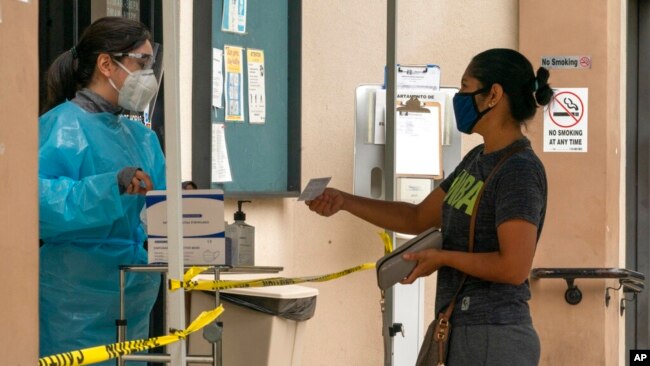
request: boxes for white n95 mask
[109,59,158,112]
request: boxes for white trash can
[188,282,319,366]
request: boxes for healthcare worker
[39,17,165,362]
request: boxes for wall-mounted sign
[543,88,588,153]
[541,55,592,69]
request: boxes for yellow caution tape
[38,261,381,365]
[169,262,376,292]
[184,265,210,282]
[379,231,393,254]
[38,305,224,366]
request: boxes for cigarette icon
[553,112,580,117]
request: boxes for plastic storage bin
[188,283,319,366]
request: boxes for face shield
[114,42,164,126]
[147,42,164,122]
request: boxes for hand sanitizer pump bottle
[226,200,255,266]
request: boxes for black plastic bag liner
[220,292,317,321]
[214,285,319,322]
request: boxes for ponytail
[534,67,553,106]
[43,49,78,114]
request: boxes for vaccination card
[298,177,332,201]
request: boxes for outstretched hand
[400,248,444,284]
[306,188,345,217]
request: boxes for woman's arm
[39,172,126,239]
[307,186,446,235]
[401,218,537,285]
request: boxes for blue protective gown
[39,101,166,362]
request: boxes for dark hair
[182,181,198,190]
[43,17,151,114]
[467,48,553,123]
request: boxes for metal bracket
[605,282,623,307]
[531,268,645,308]
[620,292,638,316]
[563,278,582,305]
[388,323,405,338]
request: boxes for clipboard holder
[354,85,462,201]
[397,96,431,115]
[392,64,441,91]
[397,64,431,75]
[394,96,443,180]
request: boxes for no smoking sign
[544,88,588,153]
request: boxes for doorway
[626,0,650,356]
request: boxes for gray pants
[446,323,540,366]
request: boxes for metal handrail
[531,267,644,282]
[530,267,645,312]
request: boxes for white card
[298,177,332,201]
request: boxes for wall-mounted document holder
[353,85,461,201]
[395,96,442,179]
[388,64,441,91]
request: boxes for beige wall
[239,1,629,364]
[521,1,625,365]
[9,0,625,364]
[0,0,39,364]
[228,1,520,365]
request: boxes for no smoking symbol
[548,91,583,128]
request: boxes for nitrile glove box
[145,189,230,265]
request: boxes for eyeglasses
[111,52,155,69]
